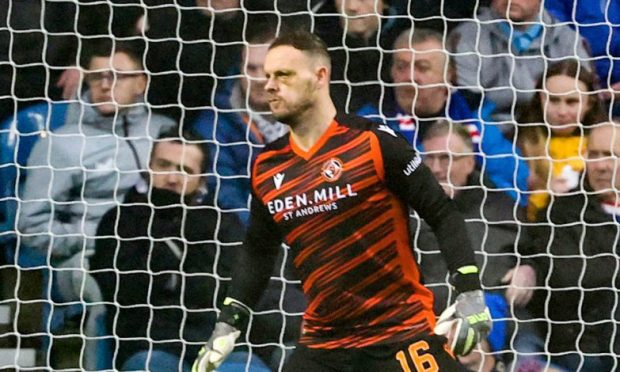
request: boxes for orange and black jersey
[228,113,477,349]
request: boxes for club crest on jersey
[321,158,344,182]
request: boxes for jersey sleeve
[226,189,283,309]
[372,126,478,277]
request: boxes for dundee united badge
[321,158,344,182]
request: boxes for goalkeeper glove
[435,266,492,356]
[192,297,250,372]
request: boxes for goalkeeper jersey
[229,113,476,349]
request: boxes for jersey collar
[289,118,339,161]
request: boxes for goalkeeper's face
[86,52,147,116]
[263,46,324,125]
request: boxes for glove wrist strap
[219,297,251,331]
[450,265,482,294]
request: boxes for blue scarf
[499,21,543,54]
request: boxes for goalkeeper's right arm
[192,298,250,372]
[192,194,283,372]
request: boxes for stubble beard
[272,97,315,129]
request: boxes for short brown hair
[154,128,209,174]
[269,29,331,68]
[81,39,145,70]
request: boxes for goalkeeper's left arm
[375,129,491,356]
[193,194,283,372]
[418,179,492,356]
[435,266,492,356]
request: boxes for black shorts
[283,333,467,372]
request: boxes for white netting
[0,1,618,371]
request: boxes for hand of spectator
[56,67,81,100]
[135,14,149,34]
[549,175,570,194]
[501,265,536,307]
[551,165,580,194]
[550,175,577,194]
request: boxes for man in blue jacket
[358,27,529,205]
[191,25,286,225]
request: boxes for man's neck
[492,7,540,31]
[509,14,540,31]
[600,193,619,205]
[416,102,446,119]
[396,93,448,119]
[289,99,337,152]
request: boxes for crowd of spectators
[1,0,620,371]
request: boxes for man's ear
[316,65,330,88]
[134,74,148,97]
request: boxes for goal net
[0,1,618,371]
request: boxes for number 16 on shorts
[394,336,465,372]
[396,340,438,372]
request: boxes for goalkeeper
[193,29,491,372]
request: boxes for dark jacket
[413,172,524,314]
[90,186,241,366]
[519,190,619,354]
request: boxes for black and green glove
[192,297,251,372]
[435,266,492,356]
